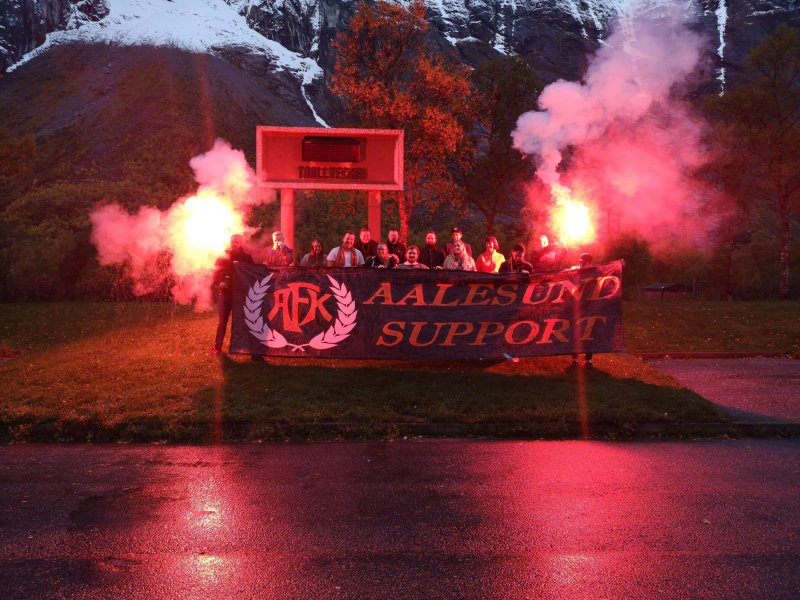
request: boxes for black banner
[230,261,624,359]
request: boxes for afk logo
[268,283,333,332]
[245,274,357,352]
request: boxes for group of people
[209,229,595,363]
[262,226,557,274]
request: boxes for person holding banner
[299,239,325,267]
[365,243,398,269]
[209,234,253,355]
[571,252,594,368]
[443,240,476,271]
[396,246,430,270]
[326,231,365,267]
[499,243,535,273]
[476,236,505,273]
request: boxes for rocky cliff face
[2,0,799,106]
[0,0,108,69]
[232,0,799,86]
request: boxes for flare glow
[550,184,595,246]
[90,139,259,310]
[167,191,245,277]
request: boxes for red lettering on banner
[397,285,427,306]
[268,283,332,332]
[470,322,504,346]
[492,285,518,306]
[463,284,492,306]
[521,283,554,305]
[431,284,460,306]
[364,283,395,305]
[587,276,621,300]
[504,321,540,345]
[536,318,570,344]
[376,321,405,346]
[550,280,584,304]
[408,322,448,346]
[577,315,607,340]
[440,322,474,346]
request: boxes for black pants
[214,293,233,352]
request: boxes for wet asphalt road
[651,358,800,421]
[1,441,799,599]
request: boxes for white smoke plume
[91,139,262,310]
[512,2,714,248]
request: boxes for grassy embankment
[1,301,797,442]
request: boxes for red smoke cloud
[512,5,714,249]
[91,139,262,309]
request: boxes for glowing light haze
[512,2,712,246]
[90,139,257,309]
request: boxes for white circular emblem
[244,274,358,352]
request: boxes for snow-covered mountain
[3,0,799,126]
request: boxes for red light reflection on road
[177,449,244,593]
[475,443,654,596]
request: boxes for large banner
[230,261,624,359]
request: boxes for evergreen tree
[465,56,541,234]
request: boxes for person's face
[377,245,388,259]
[406,248,418,263]
[311,241,322,255]
[388,230,399,243]
[272,232,284,247]
[230,235,242,251]
[512,250,523,262]
[425,233,436,246]
[579,256,591,267]
[342,233,355,249]
[485,240,494,252]
[453,241,464,256]
[360,230,371,243]
[452,231,462,242]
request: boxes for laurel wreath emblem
[244,274,358,352]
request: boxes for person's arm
[326,248,337,268]
[355,249,365,265]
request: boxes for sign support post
[280,188,295,249]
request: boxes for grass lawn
[1,300,797,442]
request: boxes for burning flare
[166,190,245,278]
[550,184,596,247]
[90,139,258,310]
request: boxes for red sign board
[256,126,404,191]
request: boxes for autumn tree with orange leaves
[331,0,477,243]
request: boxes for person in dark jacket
[419,231,446,269]
[571,253,594,368]
[385,228,406,266]
[209,234,253,355]
[365,243,398,268]
[354,227,378,260]
[499,243,535,273]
